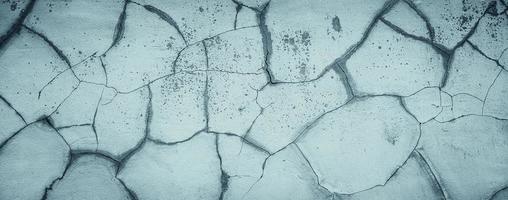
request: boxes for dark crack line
[239,86,272,142]
[99,56,110,85]
[336,0,399,64]
[379,17,449,54]
[0,94,27,124]
[215,134,230,200]
[22,25,75,71]
[414,149,449,200]
[232,0,262,13]
[118,178,139,200]
[254,0,400,88]
[147,128,205,146]
[433,113,508,123]
[257,1,276,84]
[489,186,508,200]
[482,69,502,115]
[333,64,355,100]
[340,123,423,196]
[141,4,188,45]
[294,144,335,197]
[55,123,93,131]
[91,87,105,152]
[203,40,211,132]
[40,118,73,200]
[233,2,243,29]
[466,40,507,71]
[116,85,152,167]
[402,0,436,40]
[451,2,493,52]
[0,122,32,150]
[105,0,128,54]
[47,82,81,118]
[0,0,36,50]
[242,93,426,196]
[379,17,453,89]
[209,131,271,155]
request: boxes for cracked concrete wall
[0,0,507,199]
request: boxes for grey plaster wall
[0,0,507,199]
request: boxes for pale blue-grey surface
[1,0,507,199]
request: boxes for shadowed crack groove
[466,40,507,71]
[257,1,276,84]
[99,56,110,84]
[0,94,27,124]
[103,25,259,95]
[233,2,243,29]
[106,0,128,54]
[215,134,230,200]
[147,129,205,146]
[116,84,152,165]
[333,0,399,65]
[232,0,261,12]
[294,144,335,197]
[414,149,449,200]
[0,0,36,50]
[55,151,139,200]
[40,118,73,200]
[142,4,188,45]
[203,40,211,131]
[333,64,355,99]
[451,1,495,52]
[21,25,81,98]
[209,131,271,155]
[378,16,453,89]
[0,0,505,198]
[489,186,508,200]
[402,0,436,40]
[118,178,139,200]
[22,25,73,68]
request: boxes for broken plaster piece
[297,96,420,194]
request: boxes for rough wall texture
[0,0,507,200]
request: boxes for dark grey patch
[10,2,17,11]
[332,16,341,33]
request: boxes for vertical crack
[202,40,210,132]
[99,56,110,85]
[22,25,81,98]
[482,69,502,114]
[106,0,128,54]
[215,135,229,200]
[414,149,449,200]
[40,118,73,200]
[232,1,243,30]
[117,84,152,166]
[257,1,276,84]
[91,88,105,152]
[332,64,355,100]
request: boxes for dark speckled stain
[10,2,17,11]
[332,16,341,33]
